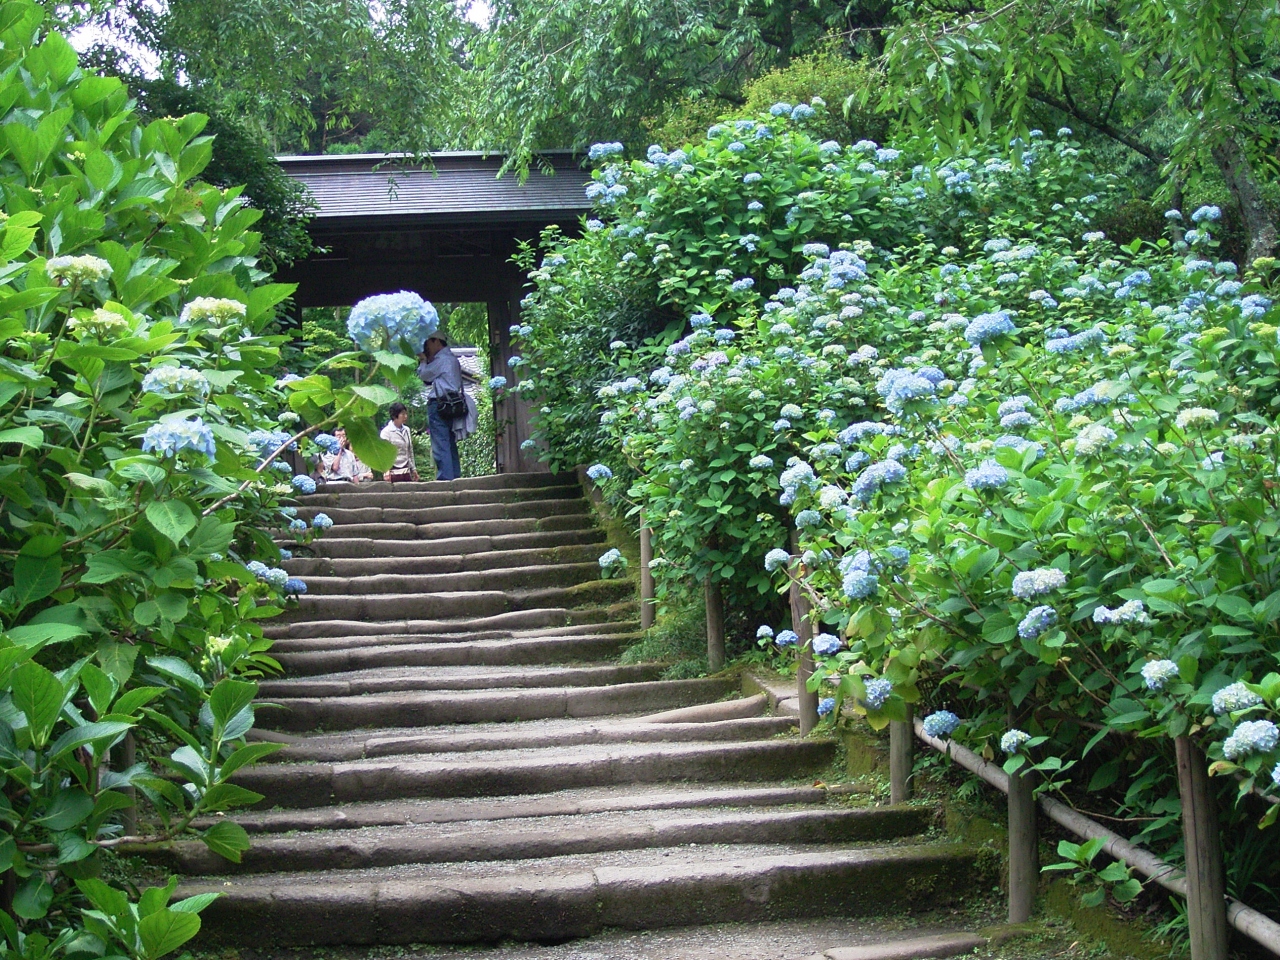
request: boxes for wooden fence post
[1007,764,1037,923]
[1176,736,1230,960]
[705,577,725,672]
[639,526,655,631]
[890,707,913,803]
[788,579,819,736]
[119,731,136,836]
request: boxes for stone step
[300,483,583,511]
[183,842,980,946]
[293,497,592,528]
[233,737,838,807]
[255,716,790,763]
[274,631,638,675]
[285,543,605,578]
[256,677,737,731]
[205,783,833,834]
[264,602,638,640]
[269,617,640,651]
[259,662,666,698]
[155,805,935,876]
[280,579,635,624]
[293,561,604,597]
[315,472,574,495]
[307,513,596,542]
[294,527,607,560]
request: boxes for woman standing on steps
[417,333,465,481]
[380,402,419,482]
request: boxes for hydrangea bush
[0,8,429,953]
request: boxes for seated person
[317,427,372,483]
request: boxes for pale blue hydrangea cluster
[1141,659,1179,691]
[1213,682,1263,715]
[1001,729,1031,754]
[141,418,216,460]
[1046,326,1105,354]
[840,550,879,599]
[1011,567,1067,599]
[313,433,341,454]
[587,463,613,481]
[1223,720,1279,760]
[1017,605,1058,640]
[795,509,821,528]
[346,291,439,354]
[756,625,774,639]
[247,430,295,458]
[247,560,290,590]
[1054,383,1113,414]
[489,376,508,390]
[291,475,317,495]
[284,577,307,595]
[863,678,892,709]
[812,633,843,655]
[730,277,755,292]
[851,459,906,503]
[311,513,334,530]
[141,365,210,398]
[588,142,624,161]
[1093,599,1150,625]
[965,459,1009,491]
[764,548,791,573]
[964,310,1016,345]
[1074,423,1117,458]
[599,548,625,569]
[876,368,938,413]
[817,697,836,717]
[923,710,961,738]
[1191,205,1222,223]
[775,629,799,647]
[289,518,308,533]
[749,454,774,470]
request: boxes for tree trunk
[705,577,725,673]
[639,526,655,630]
[890,709,913,803]
[1211,136,1277,263]
[1007,765,1037,923]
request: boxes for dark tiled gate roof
[276,152,592,227]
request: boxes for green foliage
[1044,838,1144,908]
[0,6,438,949]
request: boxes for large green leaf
[208,679,257,733]
[138,908,202,960]
[342,416,397,472]
[200,820,251,863]
[11,661,64,747]
[46,720,132,762]
[12,553,61,607]
[145,501,198,547]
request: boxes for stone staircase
[171,473,985,950]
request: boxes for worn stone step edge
[233,737,838,808]
[292,497,592,526]
[304,472,575,495]
[197,784,833,835]
[253,716,797,763]
[272,634,636,675]
[263,604,637,640]
[184,844,981,947]
[285,544,605,578]
[268,620,640,653]
[292,562,604,597]
[259,662,664,699]
[299,483,583,510]
[294,528,607,560]
[255,677,736,732]
[810,933,990,960]
[279,580,636,624]
[152,806,935,876]
[309,513,596,541]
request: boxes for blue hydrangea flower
[775,629,799,647]
[588,142,624,160]
[1191,205,1222,223]
[756,625,774,639]
[730,277,755,292]
[1141,660,1179,692]
[488,376,508,390]
[749,454,774,470]
[347,291,438,354]
[246,560,269,579]
[1001,729,1031,754]
[795,509,821,528]
[141,365,210,398]
[1011,568,1067,599]
[1224,720,1279,760]
[851,460,907,503]
[965,460,1009,491]
[598,548,625,569]
[289,518,308,533]
[263,566,289,589]
[284,578,307,595]
[141,418,217,460]
[587,463,613,481]
[812,633,843,656]
[817,697,836,717]
[1093,599,1151,625]
[863,678,892,710]
[313,433,341,454]
[1213,682,1263,715]
[842,568,878,599]
[964,311,1016,345]
[764,548,791,573]
[311,513,334,530]
[291,475,317,495]
[923,710,961,739]
[278,548,292,561]
[1017,605,1058,639]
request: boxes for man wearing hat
[417,333,464,481]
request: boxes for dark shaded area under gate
[276,152,591,473]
